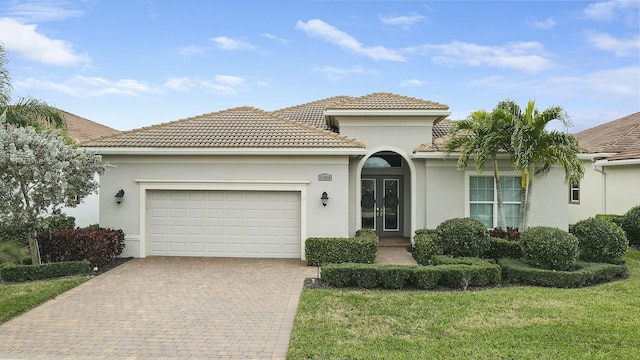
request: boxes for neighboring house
[60,110,120,227]
[569,112,640,224]
[80,93,568,259]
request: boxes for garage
[147,190,301,258]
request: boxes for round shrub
[520,226,579,271]
[412,233,441,265]
[621,205,640,246]
[435,218,490,257]
[571,217,628,262]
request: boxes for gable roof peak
[326,92,450,111]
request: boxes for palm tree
[0,45,65,130]
[444,107,513,230]
[497,99,584,230]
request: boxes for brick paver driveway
[0,257,316,359]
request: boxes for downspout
[592,160,606,214]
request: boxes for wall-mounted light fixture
[321,191,329,207]
[115,189,125,204]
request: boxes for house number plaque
[318,173,332,181]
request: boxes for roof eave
[324,109,451,117]
[594,158,640,167]
[577,152,618,161]
[411,151,512,160]
[78,147,369,156]
[324,109,451,129]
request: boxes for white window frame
[569,181,580,204]
[465,172,522,229]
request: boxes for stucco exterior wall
[333,116,436,155]
[423,159,569,230]
[568,161,603,224]
[424,160,465,228]
[605,164,640,215]
[568,162,640,224]
[99,154,352,258]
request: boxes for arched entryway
[356,149,415,239]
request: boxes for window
[569,182,580,204]
[363,154,402,168]
[469,176,521,228]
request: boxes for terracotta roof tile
[575,112,640,155]
[414,119,454,152]
[81,106,365,149]
[326,92,449,111]
[61,110,120,143]
[272,96,354,131]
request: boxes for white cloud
[380,14,425,27]
[214,75,246,87]
[296,19,405,62]
[163,75,247,95]
[583,0,639,22]
[313,65,364,80]
[469,66,640,100]
[261,33,288,45]
[17,73,251,97]
[0,17,90,66]
[210,36,256,51]
[4,0,87,22]
[177,45,207,57]
[586,31,640,56]
[414,41,553,72]
[400,79,427,87]
[16,75,153,97]
[533,17,556,30]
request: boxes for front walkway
[0,257,316,360]
[376,238,417,265]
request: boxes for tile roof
[80,106,365,149]
[414,119,454,152]
[62,110,120,143]
[326,92,449,111]
[272,96,354,131]
[575,112,640,159]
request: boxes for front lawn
[0,277,90,324]
[288,248,640,359]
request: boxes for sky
[0,0,638,133]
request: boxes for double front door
[361,176,403,238]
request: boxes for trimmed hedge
[595,214,624,227]
[436,218,491,257]
[484,237,522,260]
[321,257,501,290]
[415,228,438,236]
[412,232,441,265]
[37,227,126,267]
[305,234,378,266]
[0,260,91,282]
[621,205,640,246]
[571,217,628,262]
[354,229,377,239]
[520,227,579,271]
[498,258,629,288]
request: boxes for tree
[497,99,584,230]
[0,45,66,131]
[444,107,513,230]
[0,115,108,264]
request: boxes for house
[60,110,120,227]
[569,112,640,224]
[80,93,568,259]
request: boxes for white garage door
[148,190,301,258]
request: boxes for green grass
[288,248,640,360]
[0,276,90,324]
